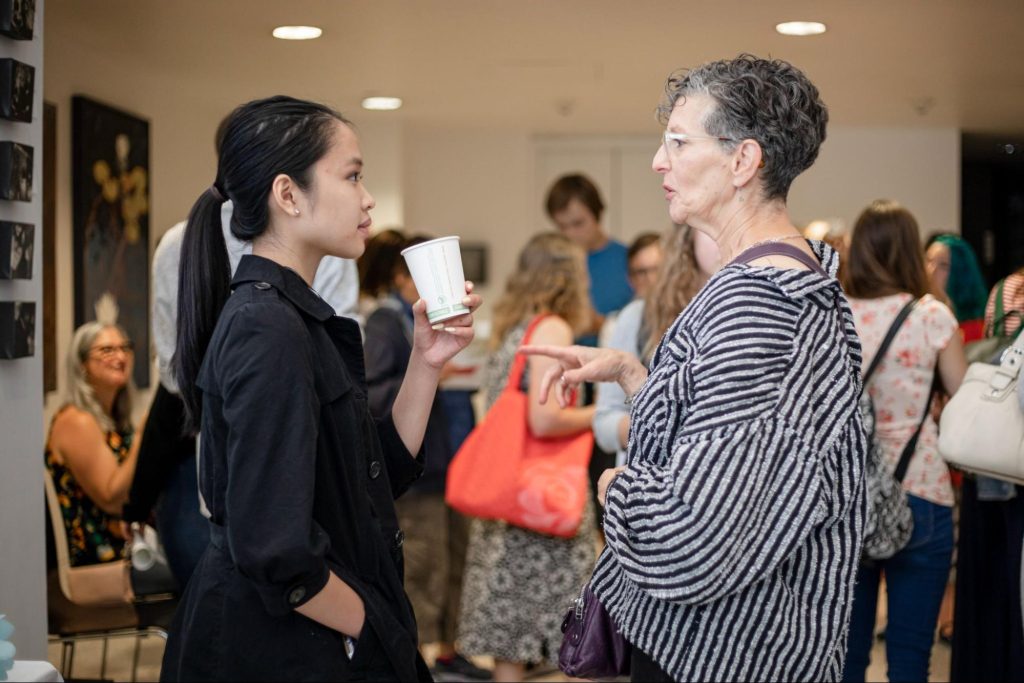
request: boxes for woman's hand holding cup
[411,281,481,371]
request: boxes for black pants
[583,380,616,524]
[950,477,1024,682]
[631,645,673,682]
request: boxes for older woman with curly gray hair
[525,54,867,681]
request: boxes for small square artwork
[0,0,35,40]
[460,243,488,285]
[0,59,34,122]
[0,221,32,278]
[0,141,32,201]
[0,300,35,358]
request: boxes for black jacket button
[368,461,382,479]
[287,585,307,605]
[254,282,271,290]
[394,530,405,549]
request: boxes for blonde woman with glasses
[45,322,144,567]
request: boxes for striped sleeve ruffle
[603,415,822,604]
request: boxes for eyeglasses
[628,265,661,279]
[89,342,134,360]
[662,131,737,154]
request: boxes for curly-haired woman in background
[593,225,720,465]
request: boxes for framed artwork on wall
[0,140,32,201]
[72,96,150,387]
[460,243,489,285]
[0,59,33,122]
[0,221,33,278]
[43,101,55,390]
[0,0,34,40]
[0,300,35,359]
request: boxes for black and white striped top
[593,241,867,682]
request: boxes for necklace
[741,234,806,252]
[727,233,807,266]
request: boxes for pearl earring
[294,208,300,216]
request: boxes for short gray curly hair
[658,54,828,201]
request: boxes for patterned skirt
[457,497,596,664]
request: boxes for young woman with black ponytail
[160,96,479,682]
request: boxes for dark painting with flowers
[72,96,150,387]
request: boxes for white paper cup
[401,236,469,324]
[130,529,156,571]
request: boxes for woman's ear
[731,139,764,188]
[269,173,302,218]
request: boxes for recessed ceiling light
[272,26,323,40]
[361,97,403,111]
[775,21,827,36]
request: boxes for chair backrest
[43,470,133,606]
[43,471,75,600]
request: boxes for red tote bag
[445,315,593,538]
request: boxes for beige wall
[44,26,960,428]
[402,124,535,307]
[44,39,220,421]
[43,46,405,423]
[789,126,961,235]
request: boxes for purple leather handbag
[558,582,632,678]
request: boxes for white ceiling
[48,0,1024,135]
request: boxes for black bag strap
[862,298,919,385]
[860,296,928,484]
[988,277,1024,341]
[893,387,931,483]
[733,242,827,276]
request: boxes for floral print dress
[45,406,130,566]
[849,293,959,506]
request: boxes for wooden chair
[44,472,175,681]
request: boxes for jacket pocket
[316,359,354,403]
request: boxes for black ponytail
[172,96,348,434]
[173,188,230,433]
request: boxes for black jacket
[161,255,430,682]
[365,298,454,493]
[123,384,195,525]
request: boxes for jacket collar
[231,254,336,322]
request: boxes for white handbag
[938,332,1024,484]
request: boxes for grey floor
[48,633,951,682]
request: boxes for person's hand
[597,466,627,506]
[411,282,482,371]
[519,345,647,408]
